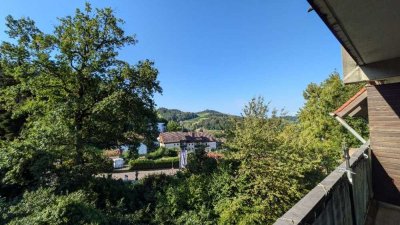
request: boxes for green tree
[0,65,27,141]
[5,188,107,225]
[296,72,368,172]
[186,146,217,174]
[221,97,313,224]
[0,3,161,192]
[167,120,182,132]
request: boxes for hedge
[146,147,178,160]
[129,157,179,170]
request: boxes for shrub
[147,147,178,160]
[129,157,179,170]
[7,188,107,225]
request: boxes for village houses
[158,132,217,151]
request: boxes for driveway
[107,168,180,181]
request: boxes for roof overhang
[308,0,400,84]
[332,87,368,120]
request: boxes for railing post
[343,142,353,184]
[343,142,358,225]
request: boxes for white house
[158,132,217,151]
[112,158,124,169]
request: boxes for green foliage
[0,3,161,193]
[129,157,179,170]
[0,2,370,224]
[147,147,178,160]
[5,188,106,225]
[158,107,198,121]
[0,110,25,141]
[158,108,239,131]
[220,96,313,224]
[296,72,368,172]
[166,120,182,132]
[186,147,217,174]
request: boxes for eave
[308,0,400,84]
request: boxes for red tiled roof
[159,132,217,144]
[206,152,224,159]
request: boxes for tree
[0,66,27,141]
[166,120,182,132]
[2,188,106,225]
[0,3,161,191]
[296,72,368,172]
[221,97,314,224]
[186,146,217,174]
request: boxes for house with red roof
[158,132,217,151]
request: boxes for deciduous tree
[0,3,161,191]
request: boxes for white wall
[161,141,217,150]
[113,158,124,169]
[164,143,180,149]
[207,142,217,149]
[186,143,195,150]
[138,143,147,155]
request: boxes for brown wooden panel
[367,102,400,108]
[371,140,400,147]
[369,111,400,117]
[370,128,400,133]
[368,83,400,206]
[375,159,400,170]
[369,107,400,112]
[369,121,400,128]
[371,130,400,137]
[374,152,400,160]
[373,146,400,153]
[371,141,400,148]
[369,116,400,122]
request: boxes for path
[108,168,180,181]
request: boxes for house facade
[158,132,217,151]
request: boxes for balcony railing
[274,143,372,225]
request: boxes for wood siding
[367,83,400,205]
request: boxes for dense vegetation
[158,108,239,131]
[0,3,368,225]
[157,108,198,122]
[129,147,179,170]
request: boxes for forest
[0,4,368,225]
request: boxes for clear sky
[0,0,342,116]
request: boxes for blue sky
[0,1,342,116]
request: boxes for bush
[129,157,179,170]
[147,147,178,160]
[6,188,107,225]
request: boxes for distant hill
[157,108,239,131]
[281,116,297,122]
[157,108,297,131]
[157,107,198,121]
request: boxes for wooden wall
[367,83,400,205]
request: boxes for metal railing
[274,143,372,225]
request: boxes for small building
[112,158,124,169]
[158,132,217,151]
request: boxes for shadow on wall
[374,83,400,118]
[371,152,400,205]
